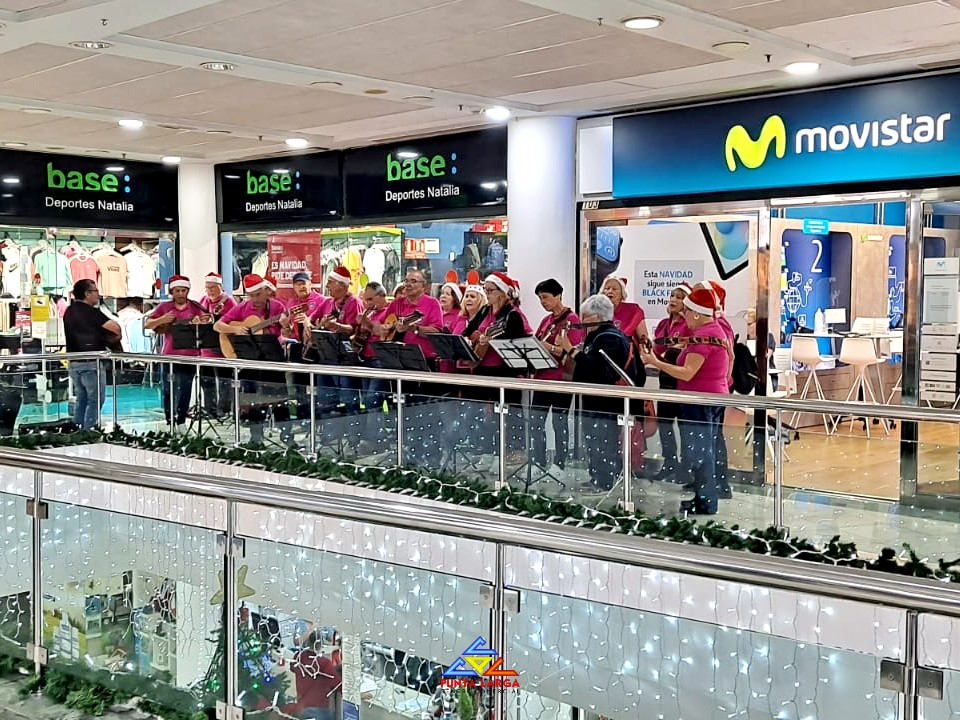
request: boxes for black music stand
[427,334,483,475]
[489,338,564,491]
[309,331,361,366]
[372,342,430,372]
[172,324,224,439]
[228,333,289,448]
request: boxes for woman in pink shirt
[437,282,464,375]
[650,283,691,481]
[601,275,649,348]
[529,278,583,471]
[640,285,730,515]
[199,272,237,419]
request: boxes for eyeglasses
[483,286,500,293]
[404,278,423,285]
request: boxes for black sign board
[216,152,342,225]
[0,149,178,229]
[343,128,507,217]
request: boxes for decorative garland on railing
[5,428,960,584]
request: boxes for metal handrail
[27,348,960,424]
[8,444,960,617]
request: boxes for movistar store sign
[613,73,960,199]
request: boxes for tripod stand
[427,334,486,476]
[489,337,566,492]
[171,324,225,441]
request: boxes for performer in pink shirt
[198,272,237,419]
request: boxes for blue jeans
[679,404,723,513]
[70,361,105,429]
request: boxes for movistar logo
[725,115,786,171]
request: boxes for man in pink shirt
[144,275,210,427]
[199,272,237,419]
[283,270,325,429]
[357,281,391,445]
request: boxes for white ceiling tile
[0,0,62,9]
[0,44,92,84]
[677,0,924,29]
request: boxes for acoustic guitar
[153,299,212,335]
[379,310,425,342]
[219,303,305,358]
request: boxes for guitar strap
[537,308,572,343]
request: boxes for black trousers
[529,391,571,468]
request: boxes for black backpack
[731,342,759,394]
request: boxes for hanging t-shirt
[252,252,269,278]
[125,250,157,298]
[33,249,72,295]
[69,253,100,285]
[117,306,150,354]
[342,247,363,294]
[363,246,385,284]
[1,243,28,298]
[97,252,129,298]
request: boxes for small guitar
[350,307,377,353]
[219,303,305,358]
[471,315,510,361]
[153,299,212,335]
[380,310,424,342]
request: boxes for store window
[220,217,508,299]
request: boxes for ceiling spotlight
[310,80,343,87]
[364,89,388,95]
[161,156,181,165]
[206,129,232,135]
[200,61,236,72]
[402,95,434,102]
[785,61,821,75]
[106,165,125,172]
[481,182,499,190]
[285,138,309,149]
[482,106,511,122]
[119,119,144,129]
[2,177,20,185]
[621,16,663,30]
[272,168,290,174]
[21,107,51,114]
[396,151,420,159]
[70,41,112,50]
[2,142,27,148]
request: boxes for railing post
[111,356,119,431]
[492,543,509,720]
[621,397,633,512]
[224,501,239,711]
[308,374,317,457]
[497,387,507,490]
[167,361,175,434]
[31,469,44,675]
[774,409,784,531]
[233,367,241,446]
[395,378,405,467]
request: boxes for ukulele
[350,307,377,353]
[379,310,425,342]
[471,315,510,362]
[153,299,212,335]
[219,302,305,358]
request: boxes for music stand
[171,324,225,439]
[489,338,564,491]
[372,342,430,372]
[228,333,288,448]
[427,334,480,365]
[309,331,361,366]
[308,331,363,455]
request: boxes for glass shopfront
[582,71,960,510]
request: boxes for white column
[176,162,218,295]
[507,116,578,315]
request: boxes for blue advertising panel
[888,234,906,320]
[613,73,960,199]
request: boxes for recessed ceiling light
[2,177,20,185]
[224,174,240,180]
[272,168,290,174]
[1,195,12,199]
[364,89,388,95]
[106,165,125,172]
[119,119,144,130]
[712,40,751,53]
[622,16,663,30]
[70,41,112,50]
[2,142,27,148]
[206,129,231,135]
[46,146,64,151]
[481,182,499,190]
[161,156,181,165]
[285,138,309,149]
[200,61,236,72]
[21,107,51,115]
[310,80,343,87]
[785,61,821,75]
[396,151,420,159]
[482,106,511,122]
[402,95,434,102]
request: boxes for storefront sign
[0,150,178,229]
[266,231,322,302]
[343,128,507,216]
[802,219,830,235]
[216,153,342,225]
[613,73,960,199]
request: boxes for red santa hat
[695,280,726,311]
[673,281,693,296]
[263,275,277,292]
[484,271,519,298]
[603,274,629,298]
[168,274,191,290]
[242,274,270,293]
[328,265,351,285]
[684,286,719,316]
[441,282,463,304]
[203,272,223,286]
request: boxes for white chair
[884,334,903,405]
[788,335,834,434]
[832,336,890,437]
[851,316,874,335]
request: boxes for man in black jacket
[557,293,632,491]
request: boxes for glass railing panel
[506,547,904,720]
[39,483,225,717]
[8,356,73,431]
[236,505,494,719]
[916,420,960,498]
[110,356,164,434]
[918,614,960,720]
[0,466,34,663]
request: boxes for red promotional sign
[266,232,322,303]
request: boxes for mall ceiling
[0,0,958,163]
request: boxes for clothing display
[33,248,72,295]
[252,251,269,278]
[0,242,29,298]
[68,252,100,285]
[94,249,129,298]
[123,246,158,298]
[117,305,150,353]
[363,246,385,284]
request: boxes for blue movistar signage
[613,73,960,199]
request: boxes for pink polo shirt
[653,315,689,359]
[220,299,286,337]
[200,294,237,358]
[613,301,645,339]
[534,309,583,381]
[149,300,205,356]
[361,307,390,360]
[677,319,730,395]
[309,294,364,327]
[382,294,443,359]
